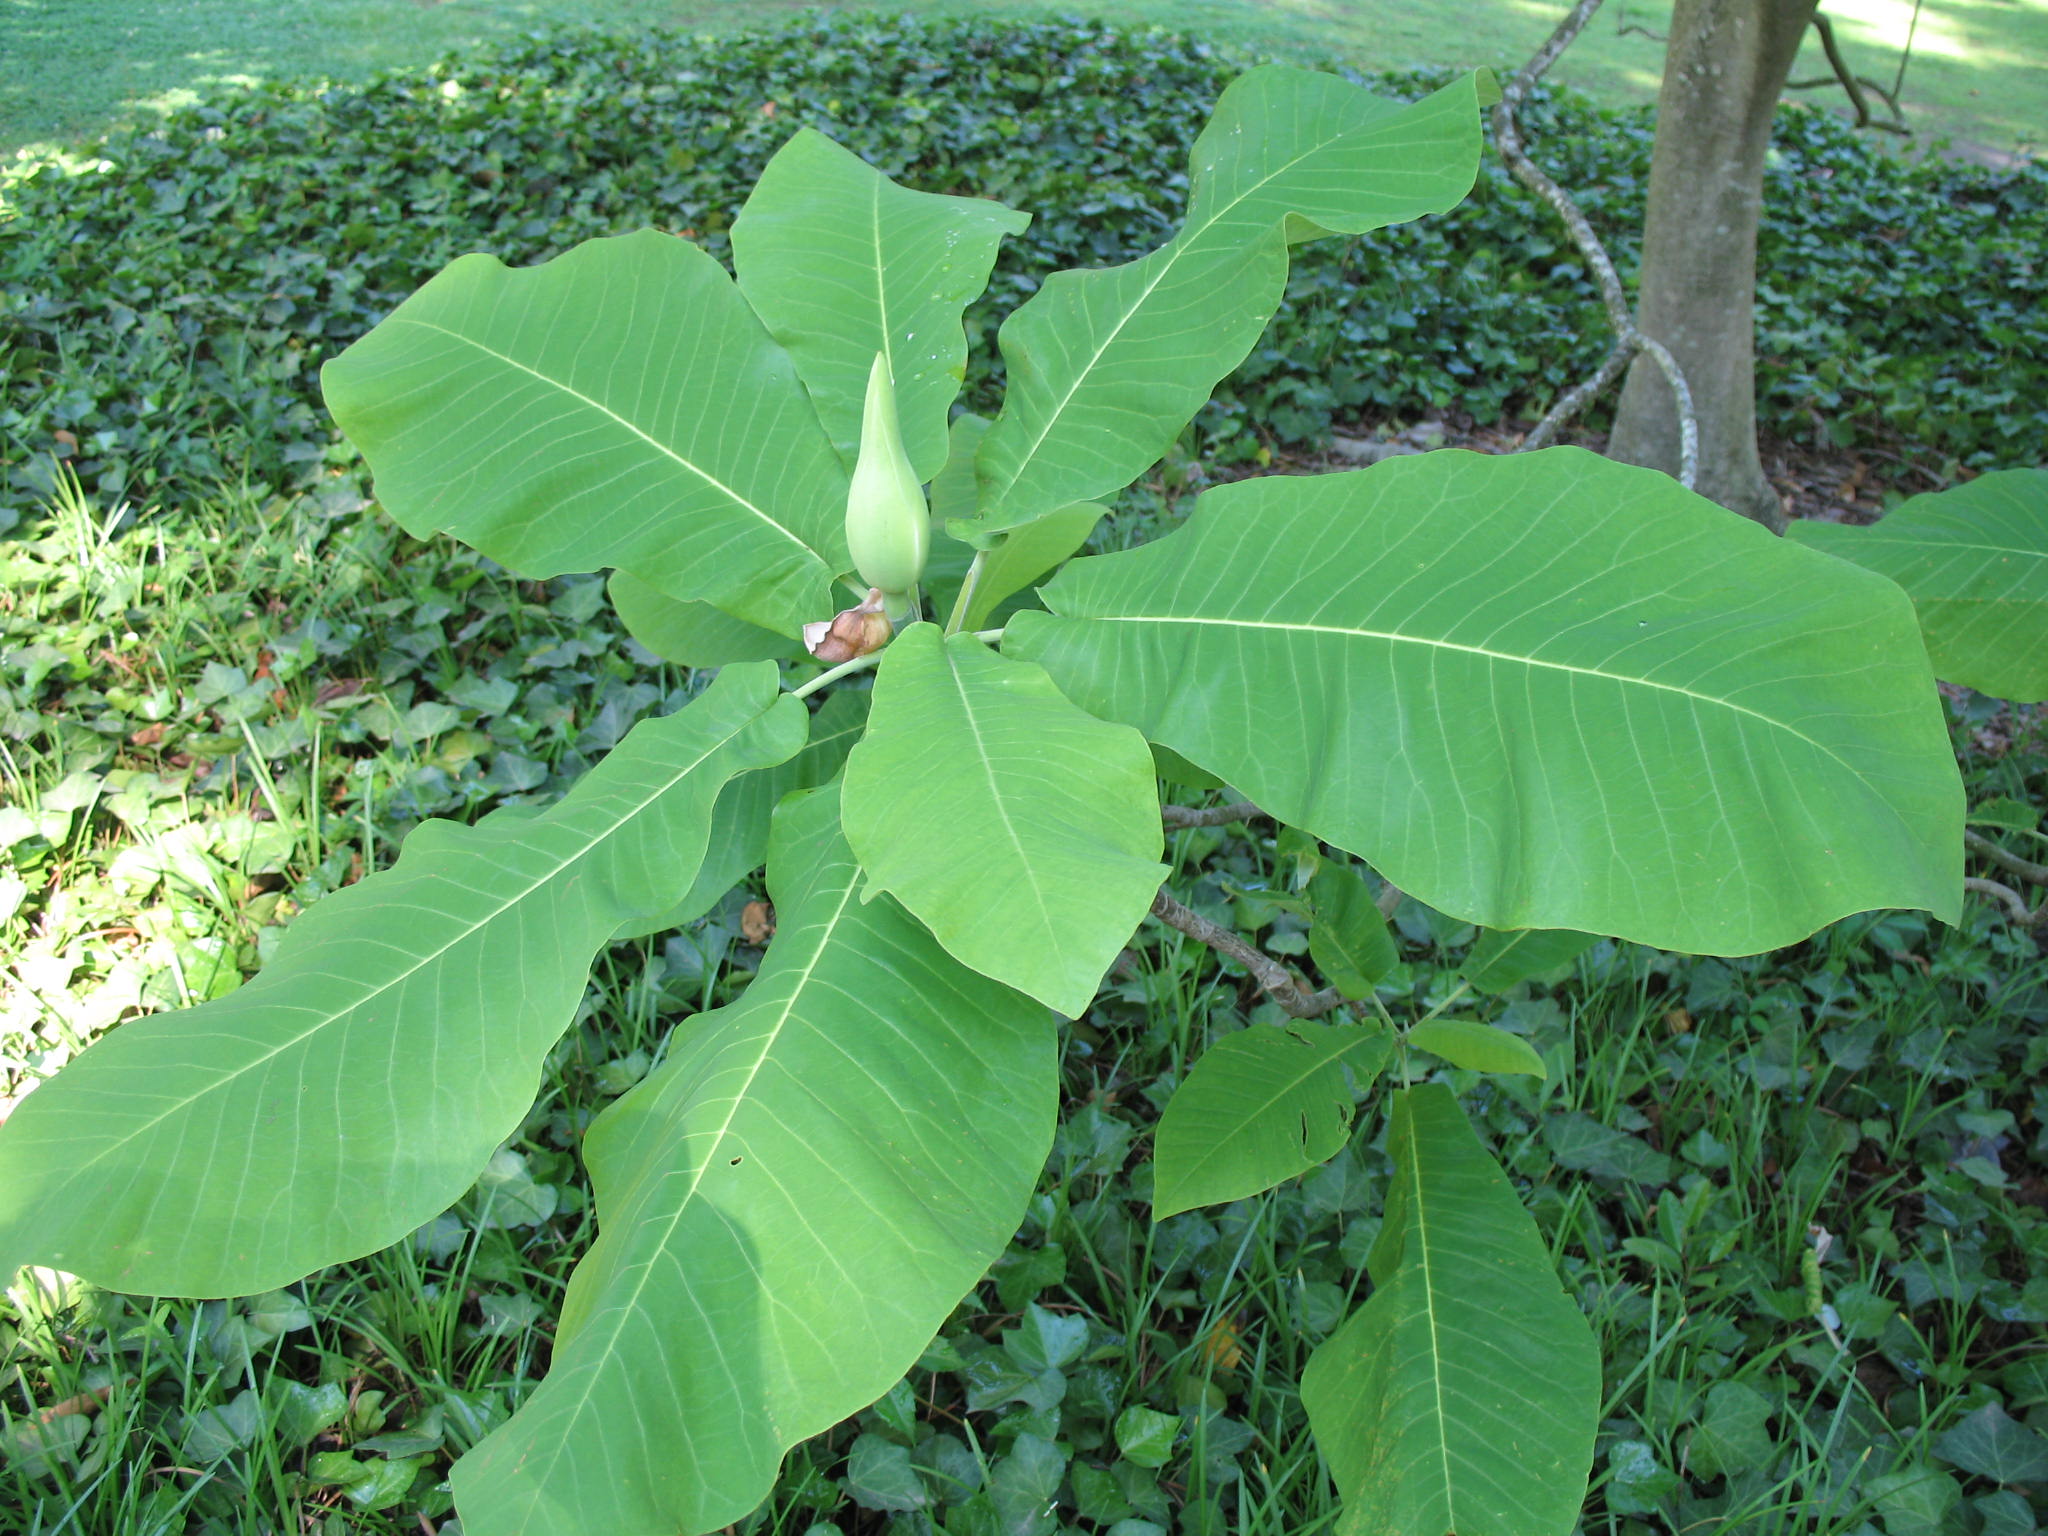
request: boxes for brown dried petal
[803,588,893,664]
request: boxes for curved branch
[1148,889,1345,1019]
[1965,876,2044,929]
[1491,0,1699,486]
[1787,15,1908,133]
[1965,829,2048,887]
[1161,800,1264,829]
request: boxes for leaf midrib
[66,705,774,1171]
[396,318,825,562]
[987,86,1441,510]
[517,864,868,1502]
[1086,611,1880,784]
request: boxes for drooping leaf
[612,687,869,942]
[322,229,849,637]
[841,624,1165,1016]
[0,666,808,1295]
[608,571,800,668]
[1406,1018,1546,1078]
[1787,468,2048,702]
[1307,865,1397,999]
[732,129,1029,480]
[1462,928,1598,994]
[1301,1084,1598,1536]
[1009,448,1963,955]
[451,781,1056,1535]
[1151,1021,1392,1219]
[967,67,1489,537]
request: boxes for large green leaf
[733,128,1029,480]
[0,666,808,1296]
[607,571,800,668]
[1302,1084,1598,1536]
[967,67,1488,536]
[841,624,1165,1016]
[1009,448,1963,955]
[452,781,1056,1536]
[1152,1021,1391,1219]
[322,229,849,637]
[612,687,870,943]
[1786,467,2048,702]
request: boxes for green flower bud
[845,352,928,619]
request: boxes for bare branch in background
[1492,0,1699,487]
[1964,828,2048,888]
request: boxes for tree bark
[1607,0,1819,531]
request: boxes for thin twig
[1149,888,1346,1019]
[1964,828,2048,887]
[1965,876,2044,929]
[1492,0,1698,486]
[1786,15,1908,133]
[1161,800,1265,829]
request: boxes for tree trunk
[1607,0,1818,531]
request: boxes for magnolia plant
[3,59,2043,1536]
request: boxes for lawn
[0,7,2045,1536]
[1,0,2043,157]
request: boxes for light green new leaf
[1406,1019,1547,1078]
[1307,864,1397,999]
[1462,928,1598,995]
[924,414,991,610]
[841,625,1165,1016]
[451,781,1056,1536]
[733,129,1029,480]
[322,229,849,637]
[961,503,1107,628]
[607,571,799,668]
[968,67,1487,536]
[612,688,869,943]
[1302,1084,1598,1536]
[1010,448,1963,956]
[0,666,808,1296]
[1786,467,2048,702]
[1153,1021,1391,1219]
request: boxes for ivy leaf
[1935,1402,2048,1484]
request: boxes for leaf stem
[944,550,987,636]
[788,650,883,700]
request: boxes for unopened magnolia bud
[803,588,893,664]
[845,353,928,604]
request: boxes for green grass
[3,0,2043,159]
